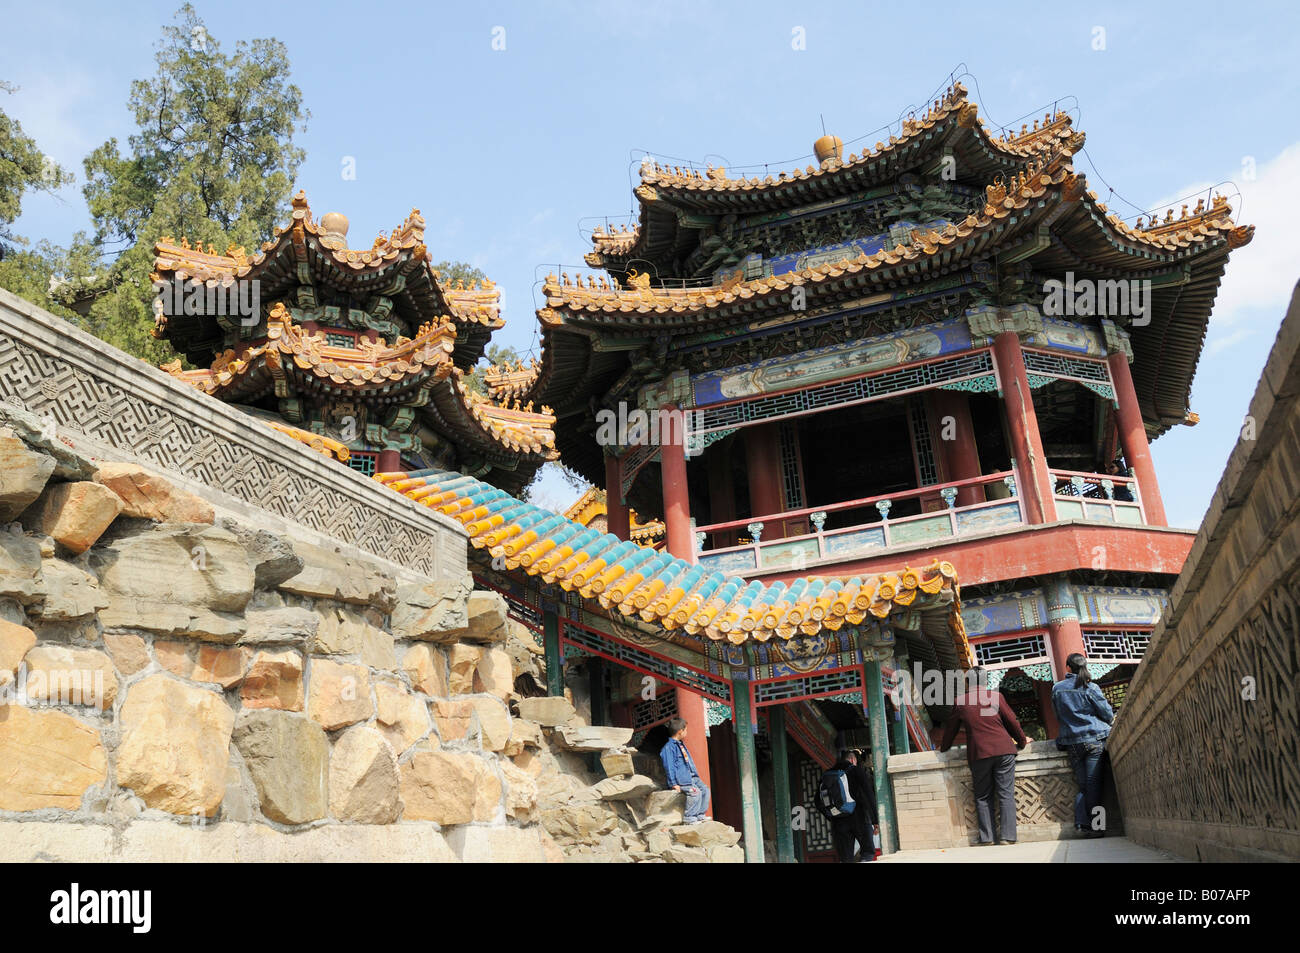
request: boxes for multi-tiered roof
[151,191,558,492]
[502,83,1252,498]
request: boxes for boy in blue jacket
[660,717,710,823]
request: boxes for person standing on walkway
[660,717,710,824]
[845,749,879,861]
[1051,653,1114,838]
[938,668,1028,845]
[816,750,875,863]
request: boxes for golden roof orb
[813,134,844,166]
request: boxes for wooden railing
[1049,468,1145,525]
[695,470,1024,574]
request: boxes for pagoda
[489,81,1252,856]
[150,191,558,492]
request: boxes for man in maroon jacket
[938,668,1029,845]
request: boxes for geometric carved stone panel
[0,334,448,577]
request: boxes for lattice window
[974,633,1048,667]
[687,351,995,435]
[1100,680,1128,711]
[631,692,679,730]
[907,396,939,486]
[619,442,660,497]
[779,422,805,510]
[754,668,862,705]
[1022,349,1111,387]
[346,452,377,477]
[560,624,731,702]
[1083,628,1151,661]
[799,756,835,853]
[325,330,356,349]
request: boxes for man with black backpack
[815,750,878,863]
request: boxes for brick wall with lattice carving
[1108,283,1300,863]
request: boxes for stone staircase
[514,695,743,862]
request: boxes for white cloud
[1203,328,1255,358]
[1150,142,1300,327]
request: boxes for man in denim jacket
[660,717,710,823]
[1051,653,1115,838]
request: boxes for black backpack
[820,768,857,816]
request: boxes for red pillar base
[377,449,401,473]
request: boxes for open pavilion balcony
[696,470,1023,574]
[695,466,1152,576]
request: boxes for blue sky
[4,0,1299,525]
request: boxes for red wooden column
[992,332,1055,524]
[744,423,785,538]
[377,449,402,473]
[603,453,630,542]
[1044,575,1087,680]
[1106,352,1168,526]
[929,390,984,505]
[660,404,712,808]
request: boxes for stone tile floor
[876,836,1183,863]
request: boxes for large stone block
[94,462,214,524]
[0,405,97,481]
[0,430,55,521]
[0,819,459,863]
[539,803,619,845]
[216,519,304,590]
[22,645,118,709]
[516,695,576,727]
[431,698,476,744]
[468,696,512,752]
[458,590,508,644]
[552,724,634,752]
[399,750,501,824]
[312,604,388,657]
[328,726,400,824]
[591,775,657,802]
[373,679,431,754]
[156,641,248,690]
[473,646,515,700]
[0,704,106,810]
[401,643,448,698]
[390,573,471,642]
[278,542,396,612]
[308,658,373,731]
[600,747,636,778]
[101,632,149,676]
[116,674,234,816]
[502,718,544,757]
[91,524,253,640]
[444,825,549,862]
[31,558,109,621]
[0,619,34,677]
[239,606,319,646]
[670,820,741,849]
[20,480,123,554]
[499,757,538,823]
[447,643,481,694]
[233,710,329,825]
[0,533,43,603]
[240,649,304,711]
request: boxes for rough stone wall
[1107,284,1300,863]
[887,743,1078,849]
[0,405,742,862]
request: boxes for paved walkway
[876,837,1183,863]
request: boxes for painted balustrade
[696,470,1024,574]
[1049,468,1145,525]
